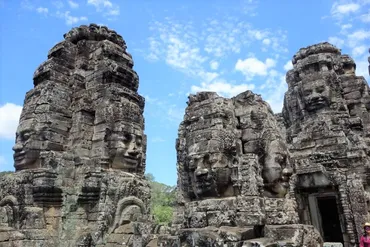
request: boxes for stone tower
[171,91,322,246]
[0,24,152,246]
[282,42,370,246]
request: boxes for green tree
[145,173,176,225]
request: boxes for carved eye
[316,86,325,93]
[303,90,312,97]
[136,136,142,146]
[123,132,132,143]
[21,132,31,142]
[275,154,286,165]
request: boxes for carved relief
[107,124,144,173]
[261,138,293,198]
[110,196,145,233]
[1,24,151,247]
[186,130,238,199]
[283,42,370,245]
[0,196,18,229]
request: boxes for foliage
[145,173,176,225]
[0,171,14,177]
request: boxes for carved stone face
[188,143,234,199]
[108,127,143,172]
[13,120,43,171]
[302,79,331,112]
[263,139,293,197]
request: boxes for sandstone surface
[1,24,370,247]
[0,24,153,247]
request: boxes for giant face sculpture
[186,132,236,199]
[107,124,143,173]
[301,79,331,113]
[13,119,43,171]
[12,82,71,171]
[262,139,293,198]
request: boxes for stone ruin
[0,24,153,246]
[171,91,322,247]
[0,24,370,247]
[168,43,370,246]
[282,43,370,245]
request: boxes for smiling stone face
[13,119,44,171]
[107,125,144,173]
[262,139,293,198]
[185,130,237,199]
[301,79,331,113]
[189,151,233,198]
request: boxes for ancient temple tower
[169,43,370,246]
[171,91,322,246]
[0,24,152,246]
[2,24,370,247]
[282,42,370,246]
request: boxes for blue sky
[0,0,369,185]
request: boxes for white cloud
[331,3,360,17]
[248,29,268,40]
[147,17,287,75]
[347,29,370,48]
[191,80,255,98]
[356,59,370,79]
[283,60,293,71]
[143,94,185,124]
[87,0,113,8]
[36,7,48,14]
[262,38,271,45]
[348,29,370,40]
[21,0,34,10]
[167,105,184,123]
[210,60,219,70]
[107,9,119,16]
[264,75,287,113]
[352,45,367,57]
[360,11,370,22]
[68,0,79,9]
[240,0,259,16]
[56,11,87,25]
[165,36,206,71]
[0,103,22,140]
[235,57,276,80]
[87,0,119,16]
[200,18,286,58]
[145,14,289,120]
[52,1,64,9]
[326,1,370,82]
[328,36,345,48]
[341,24,352,29]
[198,71,219,83]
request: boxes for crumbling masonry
[0,25,370,247]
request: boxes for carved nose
[195,168,208,177]
[12,143,23,152]
[311,92,322,100]
[282,168,293,177]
